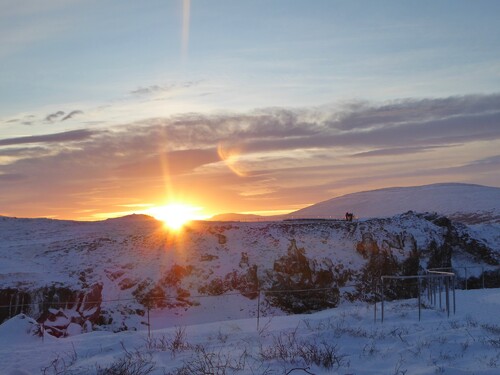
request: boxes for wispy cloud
[130,81,200,96]
[61,110,83,121]
[3,94,498,161]
[330,94,500,131]
[350,145,453,158]
[0,129,97,146]
[44,110,83,122]
[45,111,65,122]
[468,155,500,166]
[0,146,48,157]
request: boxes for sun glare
[147,203,204,230]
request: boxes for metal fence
[378,271,455,323]
[428,266,487,289]
[1,265,499,335]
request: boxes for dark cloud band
[0,129,96,146]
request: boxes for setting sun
[146,203,206,230]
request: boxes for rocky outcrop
[131,265,196,309]
[425,213,499,266]
[356,233,380,258]
[264,240,346,313]
[198,266,259,299]
[0,283,103,337]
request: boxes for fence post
[482,267,485,289]
[381,278,385,323]
[428,274,434,306]
[256,289,261,331]
[417,277,421,321]
[433,276,436,306]
[452,275,456,314]
[439,278,442,309]
[147,304,151,339]
[445,277,450,318]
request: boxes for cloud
[0,93,499,219]
[43,109,83,122]
[1,114,37,126]
[330,94,500,132]
[236,107,500,154]
[2,94,496,169]
[350,145,452,158]
[467,155,500,166]
[0,129,97,146]
[61,110,83,121]
[3,95,498,156]
[0,146,48,157]
[130,81,200,96]
[45,111,65,122]
[131,85,166,95]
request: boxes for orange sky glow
[0,1,499,221]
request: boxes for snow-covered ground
[0,210,498,337]
[0,182,498,373]
[1,288,499,375]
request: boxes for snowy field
[1,288,499,375]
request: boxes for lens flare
[146,203,204,230]
[182,0,191,61]
[217,141,247,177]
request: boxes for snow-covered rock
[0,314,42,344]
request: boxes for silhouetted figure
[345,212,354,222]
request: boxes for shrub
[95,348,155,375]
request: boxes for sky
[0,0,499,220]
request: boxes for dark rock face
[265,240,342,313]
[425,213,499,267]
[198,266,259,299]
[0,283,103,337]
[0,289,32,324]
[356,233,380,258]
[132,265,197,309]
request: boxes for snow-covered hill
[0,211,498,336]
[289,183,500,223]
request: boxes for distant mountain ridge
[209,213,266,222]
[290,183,500,223]
[211,183,500,224]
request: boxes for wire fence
[1,265,499,336]
[0,285,359,336]
[0,287,349,311]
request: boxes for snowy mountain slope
[288,183,500,223]
[0,212,498,335]
[1,289,500,375]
